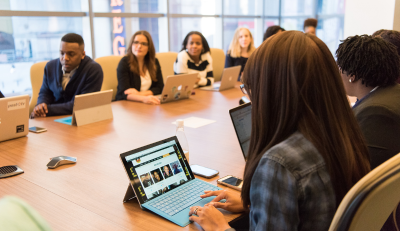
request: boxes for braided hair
[336,35,400,87]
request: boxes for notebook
[119,136,222,227]
[199,66,241,91]
[0,95,29,142]
[229,102,252,160]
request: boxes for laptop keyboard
[147,180,219,216]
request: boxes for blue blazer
[37,56,103,116]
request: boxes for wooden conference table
[0,85,246,231]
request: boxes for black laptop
[229,103,251,161]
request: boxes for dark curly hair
[180,31,211,55]
[336,35,400,87]
[263,25,285,41]
[372,29,400,56]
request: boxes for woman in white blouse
[116,31,164,104]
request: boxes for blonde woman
[225,27,256,81]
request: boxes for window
[0,16,90,96]
[93,0,164,13]
[224,0,263,16]
[169,0,221,15]
[0,0,87,12]
[224,18,260,51]
[0,0,345,97]
[170,17,221,52]
[94,17,166,56]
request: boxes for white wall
[344,0,399,38]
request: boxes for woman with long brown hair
[188,31,370,230]
[116,31,164,104]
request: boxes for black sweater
[115,56,164,101]
[37,56,103,116]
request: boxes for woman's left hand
[124,88,139,95]
[189,205,231,231]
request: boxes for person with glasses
[188,31,370,231]
[115,31,164,104]
[174,31,213,87]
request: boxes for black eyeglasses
[133,41,149,47]
[240,84,247,95]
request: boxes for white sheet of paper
[172,117,216,128]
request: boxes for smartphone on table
[29,126,47,133]
[190,164,219,178]
[217,175,243,191]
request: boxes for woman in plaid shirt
[188,31,370,231]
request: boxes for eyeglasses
[133,41,149,47]
[240,84,248,95]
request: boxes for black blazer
[115,56,164,101]
[353,84,400,169]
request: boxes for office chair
[329,152,400,231]
[155,52,178,83]
[29,61,48,114]
[210,48,226,82]
[95,55,123,101]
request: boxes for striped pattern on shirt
[173,50,214,87]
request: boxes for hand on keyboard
[201,190,246,213]
[189,204,231,231]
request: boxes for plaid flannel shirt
[249,131,336,231]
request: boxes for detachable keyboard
[147,180,219,216]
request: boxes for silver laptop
[156,74,198,104]
[200,65,241,91]
[0,95,29,142]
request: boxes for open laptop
[156,74,198,103]
[120,136,221,227]
[199,65,241,91]
[0,95,29,142]
[229,102,251,160]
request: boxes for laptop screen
[229,103,251,160]
[120,137,194,204]
[0,91,4,98]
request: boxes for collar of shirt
[185,51,205,65]
[353,86,379,108]
[62,65,79,77]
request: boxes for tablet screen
[120,137,194,204]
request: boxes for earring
[349,79,352,83]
